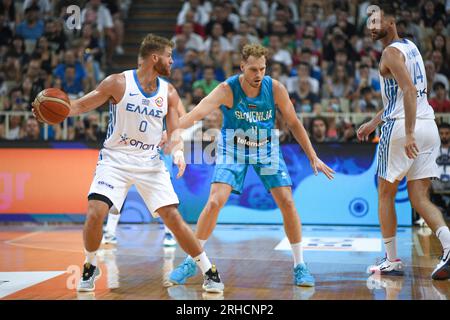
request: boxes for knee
[410,195,428,211]
[159,206,183,225]
[279,197,296,212]
[87,202,108,222]
[205,196,224,214]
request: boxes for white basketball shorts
[88,148,179,216]
[377,118,440,183]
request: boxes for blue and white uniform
[212,74,292,194]
[88,69,179,215]
[377,38,439,182]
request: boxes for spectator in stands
[322,28,357,67]
[288,62,319,95]
[431,49,450,79]
[354,63,381,98]
[187,86,206,112]
[20,76,34,107]
[231,21,259,52]
[182,48,201,87]
[429,82,450,113]
[420,0,441,28]
[431,122,450,216]
[223,1,240,31]
[337,119,357,142]
[205,41,228,81]
[247,4,268,38]
[291,78,321,114]
[309,116,334,143]
[268,34,292,71]
[269,0,299,24]
[0,11,13,52]
[399,8,422,47]
[202,109,222,141]
[81,23,102,64]
[22,117,40,140]
[352,86,380,113]
[297,47,321,82]
[81,0,115,66]
[104,0,125,55]
[5,113,22,140]
[53,49,87,92]
[239,0,269,18]
[177,0,210,27]
[193,65,219,95]
[15,5,44,42]
[269,6,296,35]
[33,36,57,75]
[8,35,30,67]
[267,60,286,83]
[25,56,47,103]
[175,22,205,52]
[204,23,232,53]
[425,60,449,97]
[61,65,84,98]
[176,8,205,37]
[23,0,52,18]
[83,112,104,142]
[205,3,235,37]
[0,0,17,29]
[1,53,21,86]
[322,64,353,99]
[170,67,192,105]
[172,34,188,70]
[326,48,354,78]
[43,18,66,53]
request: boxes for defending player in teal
[169,44,335,287]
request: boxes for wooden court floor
[0,223,448,300]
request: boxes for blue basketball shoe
[294,263,315,287]
[169,256,198,284]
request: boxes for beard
[371,29,388,41]
[155,59,170,76]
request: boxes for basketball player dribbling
[357,4,450,280]
[32,34,224,292]
[169,44,335,287]
[101,97,188,247]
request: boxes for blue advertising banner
[120,143,412,226]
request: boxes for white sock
[85,249,97,266]
[383,236,397,261]
[192,251,212,274]
[290,242,304,267]
[105,213,120,236]
[436,226,450,251]
[199,239,207,248]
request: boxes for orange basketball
[34,88,71,124]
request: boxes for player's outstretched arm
[179,82,232,129]
[68,73,125,116]
[273,79,334,180]
[383,47,419,159]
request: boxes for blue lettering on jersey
[126,103,162,118]
[406,48,419,60]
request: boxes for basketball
[33,88,71,124]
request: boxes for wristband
[173,150,184,158]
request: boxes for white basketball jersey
[103,69,168,157]
[379,38,435,121]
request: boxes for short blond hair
[241,43,268,61]
[139,33,174,59]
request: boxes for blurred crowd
[0,0,449,143]
[0,0,130,140]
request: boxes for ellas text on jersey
[126,103,163,118]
